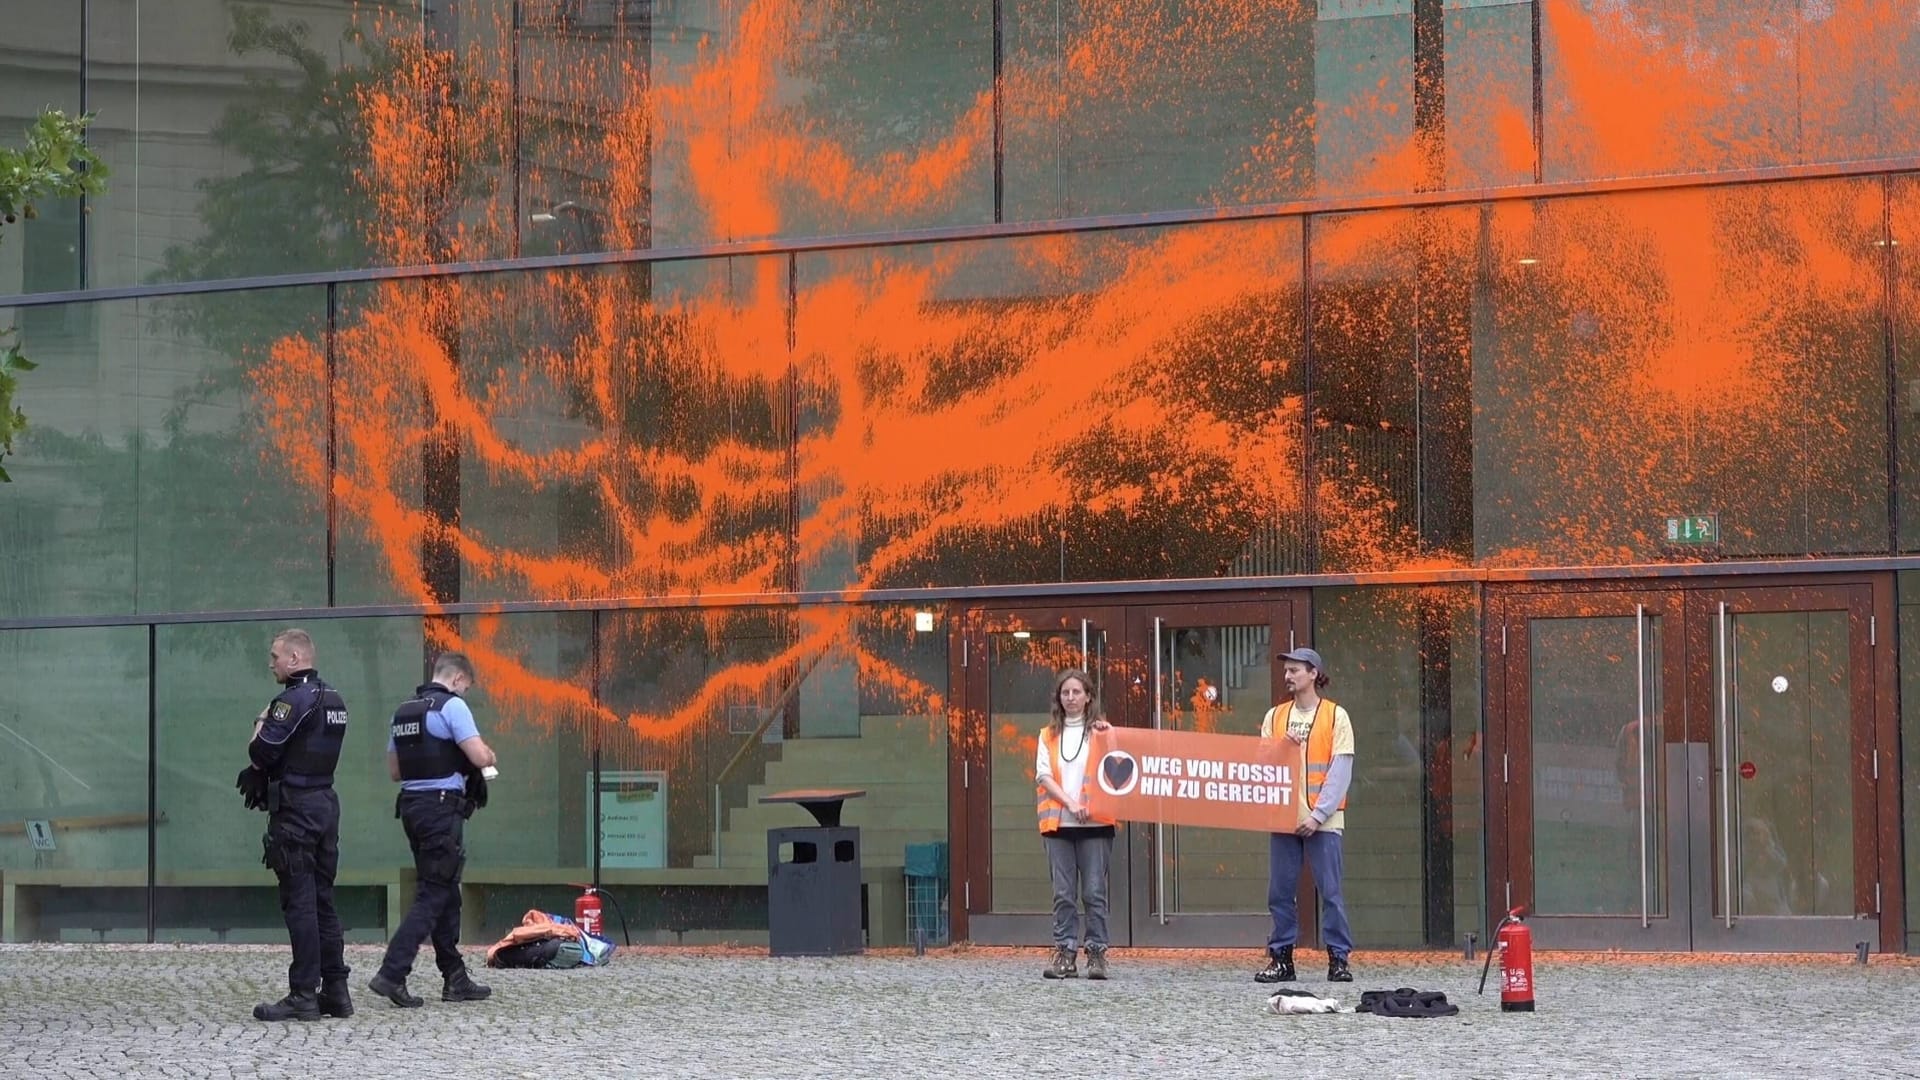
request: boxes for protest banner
[1083,726,1306,832]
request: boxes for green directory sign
[1665,514,1718,546]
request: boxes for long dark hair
[1046,669,1102,741]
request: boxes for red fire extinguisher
[574,886,604,937]
[1477,907,1536,1012]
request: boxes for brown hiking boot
[1042,946,1078,979]
[1085,947,1109,980]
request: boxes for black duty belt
[280,773,334,789]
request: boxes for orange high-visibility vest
[1304,698,1348,811]
[1035,725,1114,833]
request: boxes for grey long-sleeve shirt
[1309,755,1354,826]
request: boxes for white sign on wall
[25,820,56,852]
[588,771,667,869]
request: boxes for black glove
[463,766,490,811]
[236,766,270,812]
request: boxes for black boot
[368,972,424,1008]
[1327,950,1353,982]
[1254,945,1296,984]
[318,978,354,1018]
[443,967,492,1002]
[253,989,321,1022]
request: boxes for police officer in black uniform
[367,651,496,1008]
[240,628,352,1022]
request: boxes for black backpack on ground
[490,938,564,969]
[1356,988,1460,1018]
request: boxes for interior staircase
[695,713,948,871]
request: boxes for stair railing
[710,649,827,864]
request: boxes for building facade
[1,0,1916,953]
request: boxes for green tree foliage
[0,109,107,481]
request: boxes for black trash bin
[767,826,863,956]
[761,788,866,957]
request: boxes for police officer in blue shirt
[243,628,352,1022]
[367,651,498,1007]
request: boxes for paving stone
[1,944,1916,1078]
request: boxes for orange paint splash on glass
[249,1,1917,741]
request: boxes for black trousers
[267,785,348,993]
[376,790,469,982]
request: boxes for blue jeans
[1266,829,1353,958]
[1044,829,1113,951]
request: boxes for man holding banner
[1254,647,1356,985]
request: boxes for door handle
[1717,600,1734,929]
[1152,615,1167,925]
[1635,603,1648,930]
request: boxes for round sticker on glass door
[1739,761,1757,780]
[1771,675,1789,693]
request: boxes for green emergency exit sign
[1665,514,1718,545]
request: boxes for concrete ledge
[3,863,914,948]
[1,868,401,944]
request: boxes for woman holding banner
[1035,669,1116,980]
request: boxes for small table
[759,788,866,828]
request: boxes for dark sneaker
[442,968,493,1003]
[368,972,424,1008]
[1084,948,1109,981]
[253,990,320,1022]
[1254,947,1296,984]
[1327,952,1353,982]
[317,980,354,1019]
[1042,947,1078,980]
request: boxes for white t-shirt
[1260,700,1355,833]
[1035,719,1092,810]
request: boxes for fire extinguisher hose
[1477,909,1521,996]
[596,887,634,947]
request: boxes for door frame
[1486,573,1903,953]
[1684,583,1881,951]
[1494,587,1692,950]
[950,603,1129,946]
[1121,598,1307,948]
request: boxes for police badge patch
[270,701,293,722]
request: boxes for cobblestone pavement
[2,944,1917,1079]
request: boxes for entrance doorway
[1488,579,1900,951]
[953,596,1311,947]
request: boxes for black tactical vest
[391,683,471,782]
[277,672,348,787]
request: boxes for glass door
[1497,582,1886,953]
[1498,591,1689,950]
[958,606,1127,946]
[1127,599,1304,947]
[1686,586,1878,951]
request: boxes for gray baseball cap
[1277,647,1325,672]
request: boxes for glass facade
[3,0,1917,952]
